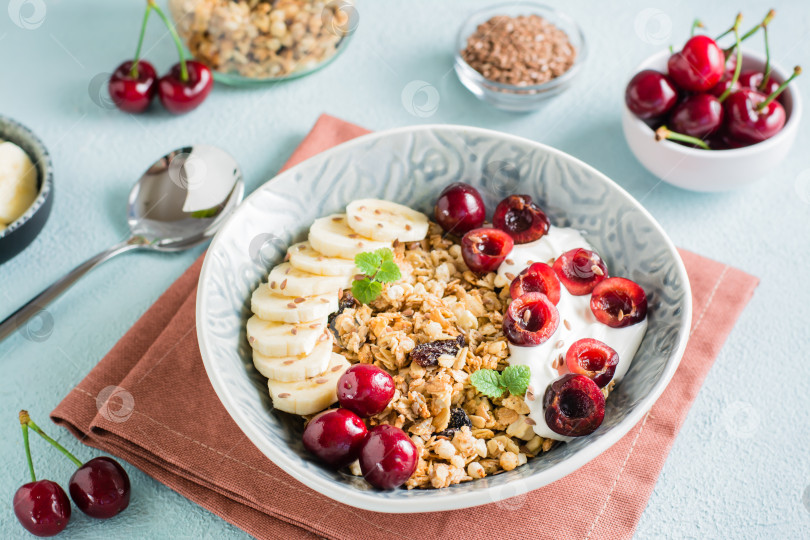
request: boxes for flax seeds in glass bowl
[169,0,358,86]
[454,3,586,112]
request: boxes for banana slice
[251,283,337,323]
[308,214,390,259]
[267,353,351,415]
[288,242,358,277]
[346,199,429,242]
[266,262,351,298]
[246,315,330,357]
[252,339,332,382]
[0,142,38,224]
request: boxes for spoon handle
[0,239,142,342]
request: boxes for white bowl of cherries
[622,11,802,192]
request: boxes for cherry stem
[760,25,772,90]
[756,66,801,111]
[655,126,710,150]
[129,3,152,79]
[722,9,774,55]
[24,415,83,468]
[690,19,704,36]
[718,16,743,103]
[149,0,188,82]
[19,411,36,483]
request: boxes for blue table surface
[2,1,809,538]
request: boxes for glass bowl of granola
[196,125,691,512]
[168,0,358,85]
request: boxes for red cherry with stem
[668,93,725,138]
[590,277,648,328]
[708,72,740,98]
[14,414,71,537]
[337,364,395,417]
[565,338,619,388]
[492,195,550,244]
[625,70,679,119]
[502,292,559,346]
[461,227,513,273]
[725,66,800,144]
[510,262,561,304]
[434,182,486,235]
[543,374,605,437]
[359,425,418,489]
[303,409,368,468]
[667,35,725,92]
[552,248,608,296]
[109,61,157,113]
[738,71,781,96]
[23,413,132,520]
[151,1,213,114]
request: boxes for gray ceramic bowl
[196,125,692,513]
[0,116,53,265]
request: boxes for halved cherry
[509,263,561,305]
[461,228,514,274]
[543,374,605,437]
[590,277,647,328]
[492,195,550,244]
[552,248,608,296]
[565,338,619,388]
[502,292,559,346]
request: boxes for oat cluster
[169,0,350,79]
[332,223,557,489]
[461,14,576,87]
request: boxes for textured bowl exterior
[622,50,801,192]
[196,125,692,513]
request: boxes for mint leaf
[351,278,382,304]
[470,369,505,399]
[355,252,381,276]
[375,248,394,263]
[376,260,402,283]
[501,365,531,396]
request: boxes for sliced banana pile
[246,198,429,415]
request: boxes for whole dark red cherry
[337,364,395,417]
[108,60,157,113]
[303,409,368,468]
[358,425,418,489]
[724,89,786,143]
[625,70,679,119]
[158,60,213,114]
[68,457,131,519]
[669,93,724,138]
[13,480,71,537]
[667,35,725,92]
[434,182,486,235]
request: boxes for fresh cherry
[738,71,781,98]
[502,292,559,347]
[510,262,561,305]
[492,195,550,244]
[14,480,71,537]
[543,374,605,437]
[624,70,679,119]
[303,409,368,468]
[668,93,725,138]
[108,60,157,113]
[68,457,130,519]
[359,425,418,489]
[708,72,740,98]
[565,338,619,388]
[724,89,785,143]
[552,248,608,296]
[434,182,486,235]
[337,364,395,418]
[461,227,514,273]
[158,61,213,114]
[590,277,648,328]
[667,35,725,92]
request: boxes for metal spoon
[0,145,244,342]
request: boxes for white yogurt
[497,227,648,441]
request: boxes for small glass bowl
[454,2,587,112]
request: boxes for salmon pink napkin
[51,114,759,540]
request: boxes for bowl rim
[624,49,803,157]
[453,2,588,94]
[0,115,53,240]
[196,124,692,513]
